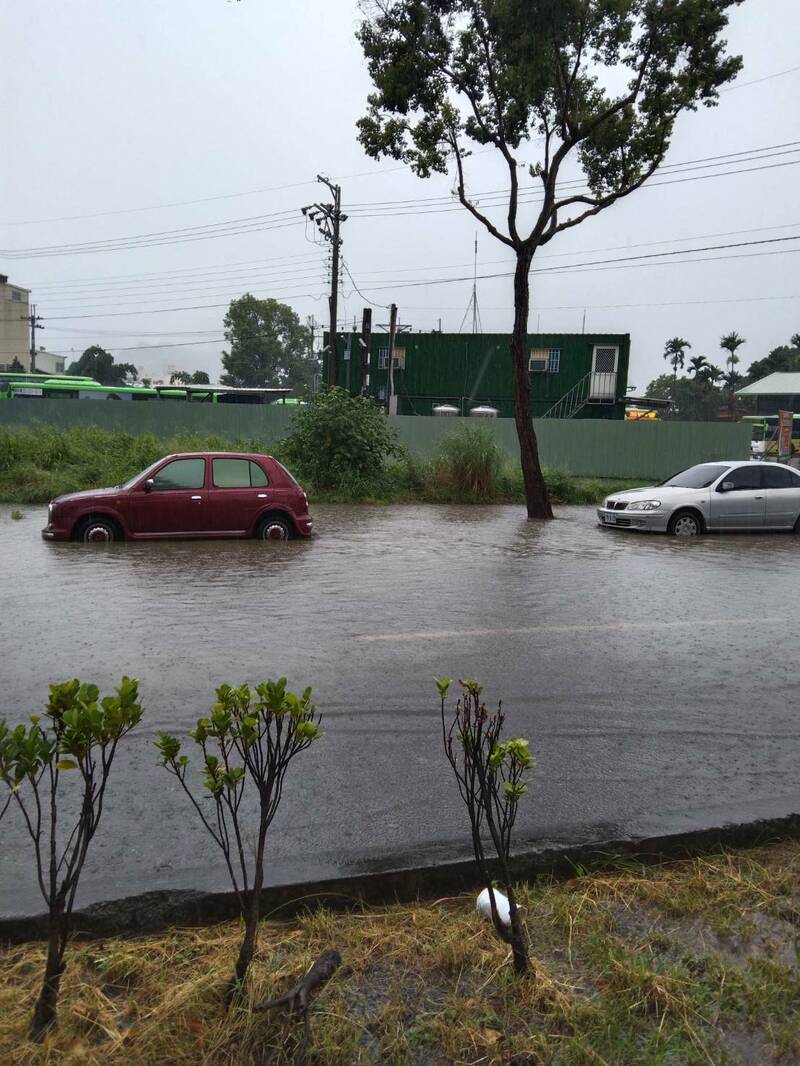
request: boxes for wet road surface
[1,503,798,915]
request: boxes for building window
[377,348,390,369]
[11,290,23,302]
[377,385,386,401]
[529,348,560,372]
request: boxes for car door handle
[191,496,203,501]
[257,493,269,499]
[754,496,764,500]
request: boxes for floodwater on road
[1,502,798,916]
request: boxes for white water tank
[433,404,460,416]
[469,405,498,418]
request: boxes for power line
[38,232,800,320]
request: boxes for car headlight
[626,500,662,511]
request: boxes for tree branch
[450,134,515,248]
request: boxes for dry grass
[2,840,800,1065]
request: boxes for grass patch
[0,423,645,507]
[1,840,799,1064]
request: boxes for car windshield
[660,464,731,489]
[119,459,167,490]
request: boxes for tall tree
[663,337,691,381]
[687,354,709,378]
[191,370,210,385]
[357,0,743,519]
[720,331,745,420]
[221,295,316,391]
[66,346,137,386]
[169,371,192,385]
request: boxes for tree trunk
[505,883,529,976]
[511,249,553,520]
[227,887,260,1006]
[30,909,66,1041]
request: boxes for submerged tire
[256,515,293,541]
[667,510,702,537]
[74,517,121,543]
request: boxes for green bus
[0,376,293,405]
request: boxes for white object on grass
[476,887,511,926]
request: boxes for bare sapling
[436,678,533,975]
[0,677,143,1040]
[156,678,321,1003]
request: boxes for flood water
[1,503,798,915]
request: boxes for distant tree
[744,335,800,383]
[66,346,137,386]
[663,338,691,381]
[720,331,746,374]
[9,356,24,371]
[357,0,742,520]
[687,355,709,378]
[646,372,724,422]
[221,295,316,391]
[169,370,211,385]
[720,332,746,420]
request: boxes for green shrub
[280,387,401,491]
[432,424,505,501]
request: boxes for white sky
[1,0,799,390]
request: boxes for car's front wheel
[668,510,702,537]
[74,517,122,543]
[256,514,293,541]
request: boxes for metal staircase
[542,371,617,419]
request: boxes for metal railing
[542,371,618,419]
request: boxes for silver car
[597,461,800,536]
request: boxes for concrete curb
[3,811,799,944]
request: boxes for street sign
[778,409,794,461]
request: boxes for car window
[661,464,731,488]
[212,458,269,488]
[722,466,762,491]
[151,458,206,490]
[762,466,800,489]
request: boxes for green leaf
[56,758,78,770]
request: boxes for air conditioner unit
[529,349,548,372]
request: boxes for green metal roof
[736,372,800,396]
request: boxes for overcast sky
[2,0,799,390]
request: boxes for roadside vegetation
[1,838,798,1064]
[0,421,641,508]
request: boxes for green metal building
[323,331,630,418]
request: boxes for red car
[42,452,313,543]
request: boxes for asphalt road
[1,502,798,916]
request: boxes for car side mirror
[143,478,154,493]
[719,481,735,492]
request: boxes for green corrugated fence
[0,399,750,480]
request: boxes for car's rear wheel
[74,517,121,543]
[256,515,293,541]
[668,510,702,537]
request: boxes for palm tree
[702,364,725,386]
[720,331,746,375]
[663,337,691,382]
[720,333,746,421]
[687,355,710,378]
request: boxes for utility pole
[25,304,44,373]
[385,303,397,415]
[302,176,346,387]
[359,307,372,396]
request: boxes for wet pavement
[1,503,798,916]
